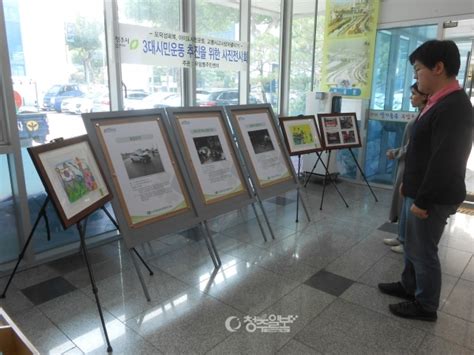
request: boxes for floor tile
[21,276,76,305]
[277,339,321,354]
[442,279,474,322]
[11,264,61,289]
[222,218,296,247]
[266,196,296,206]
[438,245,472,277]
[294,299,425,353]
[62,255,133,289]
[202,262,299,314]
[260,284,335,336]
[0,282,34,316]
[417,334,472,355]
[461,256,474,282]
[341,282,474,350]
[325,230,390,280]
[377,222,399,234]
[126,288,240,354]
[12,307,76,354]
[304,270,354,296]
[81,267,190,322]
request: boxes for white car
[61,96,94,114]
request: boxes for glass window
[4,0,114,253]
[250,0,282,113]
[365,24,437,185]
[289,0,316,115]
[118,0,182,109]
[196,0,240,106]
[369,25,437,112]
[0,155,19,263]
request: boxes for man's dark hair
[409,40,460,77]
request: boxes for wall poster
[96,117,191,228]
[318,112,362,149]
[279,115,324,155]
[174,112,245,204]
[27,135,112,228]
[231,108,292,187]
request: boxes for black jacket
[402,89,472,209]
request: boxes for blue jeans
[397,197,406,244]
[401,197,459,311]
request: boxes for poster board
[317,112,362,150]
[166,107,257,220]
[82,109,201,248]
[27,135,112,229]
[279,115,324,156]
[225,104,299,201]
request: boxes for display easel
[227,105,311,240]
[83,109,226,277]
[166,107,268,243]
[0,197,114,352]
[303,150,349,210]
[316,112,378,207]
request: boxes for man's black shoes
[378,282,415,301]
[389,300,437,322]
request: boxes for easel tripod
[0,196,154,353]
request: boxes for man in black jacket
[378,40,473,321]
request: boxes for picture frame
[171,110,247,205]
[278,115,324,155]
[27,135,112,229]
[317,112,362,149]
[94,115,192,228]
[226,106,293,188]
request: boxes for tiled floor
[1,181,474,354]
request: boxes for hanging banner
[117,23,248,72]
[320,0,380,99]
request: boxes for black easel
[100,205,154,276]
[0,196,113,352]
[348,148,378,202]
[77,217,113,352]
[303,150,349,209]
[296,154,301,222]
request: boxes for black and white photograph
[340,115,355,129]
[121,146,164,179]
[248,129,275,154]
[193,135,226,164]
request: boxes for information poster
[235,111,291,186]
[176,113,244,204]
[320,0,380,99]
[97,119,190,227]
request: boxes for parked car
[42,84,84,112]
[17,112,49,145]
[130,152,151,163]
[198,89,261,106]
[61,95,94,114]
[127,92,175,110]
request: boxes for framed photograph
[279,115,324,155]
[27,135,112,229]
[317,112,361,149]
[95,116,192,228]
[172,111,246,204]
[227,107,293,188]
